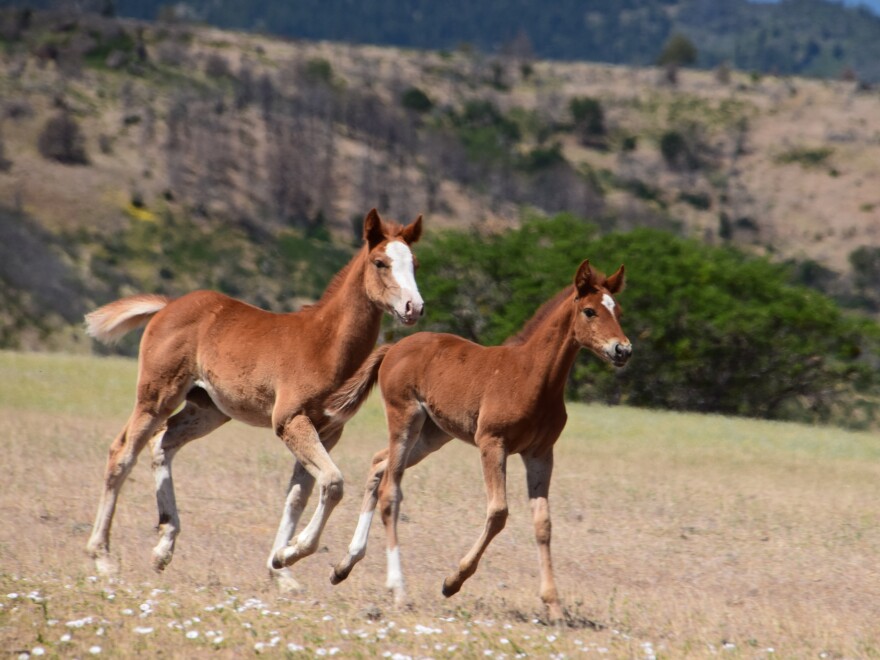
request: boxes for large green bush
[410,213,880,427]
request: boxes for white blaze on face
[602,293,616,315]
[385,240,423,313]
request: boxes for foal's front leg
[271,415,344,570]
[268,429,341,592]
[442,435,509,597]
[522,450,564,622]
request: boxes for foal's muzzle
[608,341,632,367]
[397,299,424,326]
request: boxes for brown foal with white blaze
[84,209,423,588]
[326,259,631,620]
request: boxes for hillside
[0,9,878,352]
[94,0,880,83]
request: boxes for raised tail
[324,344,391,421]
[85,294,171,344]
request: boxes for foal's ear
[363,208,386,248]
[604,264,626,294]
[401,214,423,245]
[574,259,598,297]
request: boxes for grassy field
[1,350,879,658]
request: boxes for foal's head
[572,260,632,367]
[362,209,425,326]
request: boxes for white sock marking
[386,546,403,591]
[349,512,374,557]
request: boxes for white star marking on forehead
[602,293,616,314]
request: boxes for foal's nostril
[419,305,425,317]
[405,301,413,316]
[615,343,632,358]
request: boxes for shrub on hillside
[569,96,606,147]
[409,213,880,427]
[401,86,433,113]
[37,111,88,165]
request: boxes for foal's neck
[520,292,580,397]
[313,248,383,378]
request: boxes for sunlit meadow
[2,350,879,658]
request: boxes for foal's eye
[374,259,388,269]
[583,308,597,318]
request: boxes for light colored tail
[324,344,391,420]
[85,294,171,344]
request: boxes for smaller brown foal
[84,210,423,587]
[326,259,631,621]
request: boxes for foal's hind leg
[150,392,230,572]
[522,450,563,622]
[87,409,172,576]
[331,421,450,585]
[267,429,341,592]
[441,435,509,598]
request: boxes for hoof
[271,568,304,594]
[151,551,172,573]
[547,603,565,625]
[441,578,460,598]
[94,555,118,578]
[329,566,349,585]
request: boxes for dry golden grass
[2,349,879,658]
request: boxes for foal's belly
[194,378,275,427]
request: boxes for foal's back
[138,290,333,426]
[379,332,565,450]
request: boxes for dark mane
[503,285,575,346]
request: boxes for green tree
[411,214,880,426]
[657,33,698,67]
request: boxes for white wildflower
[89,646,101,655]
[31,647,46,656]
[134,627,154,635]
[186,630,199,639]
